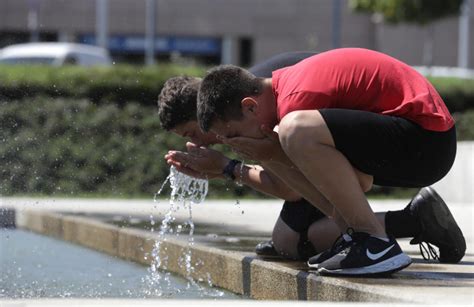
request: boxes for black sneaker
[317,233,412,276]
[409,187,466,263]
[255,240,279,257]
[307,231,354,269]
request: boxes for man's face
[171,120,219,146]
[210,116,265,140]
[208,96,270,139]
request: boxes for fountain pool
[0,229,240,299]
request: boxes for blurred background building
[0,0,472,68]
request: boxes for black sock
[385,202,421,238]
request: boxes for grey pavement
[0,299,437,307]
[1,196,473,305]
[1,197,473,255]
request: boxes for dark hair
[157,76,202,130]
[197,65,263,132]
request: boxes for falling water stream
[143,166,224,297]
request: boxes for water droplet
[144,166,209,297]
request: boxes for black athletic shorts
[319,109,456,187]
[279,198,325,233]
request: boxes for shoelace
[330,229,353,251]
[419,242,440,261]
[410,220,441,261]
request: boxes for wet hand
[219,125,283,162]
[164,143,229,179]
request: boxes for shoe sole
[307,261,320,269]
[308,253,336,269]
[417,187,466,263]
[317,253,412,277]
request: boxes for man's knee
[272,217,300,259]
[279,110,331,156]
[354,168,374,192]
[279,112,314,157]
[279,111,306,153]
[275,201,325,260]
[360,176,373,192]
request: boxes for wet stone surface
[63,212,272,253]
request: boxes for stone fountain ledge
[8,209,474,304]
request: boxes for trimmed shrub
[1,65,473,198]
[429,77,474,113]
[0,64,205,106]
[454,110,474,140]
[1,97,164,196]
[0,97,261,198]
[0,65,473,112]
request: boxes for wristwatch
[222,159,241,181]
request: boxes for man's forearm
[229,162,301,201]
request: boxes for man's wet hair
[197,65,263,132]
[157,76,202,130]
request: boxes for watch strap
[222,159,241,181]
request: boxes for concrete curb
[14,209,416,303]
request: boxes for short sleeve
[277,91,334,121]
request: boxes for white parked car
[0,42,112,66]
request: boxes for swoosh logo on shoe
[366,244,395,260]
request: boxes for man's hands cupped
[218,125,287,163]
[164,142,229,179]
[164,126,290,180]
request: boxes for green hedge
[2,96,473,198]
[429,77,474,113]
[454,110,474,140]
[0,64,205,106]
[1,65,474,198]
[0,65,473,112]
[0,96,260,198]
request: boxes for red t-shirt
[272,48,454,132]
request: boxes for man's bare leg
[262,159,375,258]
[262,153,374,235]
[278,110,386,237]
[271,217,300,259]
[262,160,348,230]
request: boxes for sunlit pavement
[1,197,472,254]
[1,197,473,304]
[0,299,459,307]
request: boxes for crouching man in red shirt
[196,48,461,276]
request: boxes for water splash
[234,160,245,187]
[143,166,223,297]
